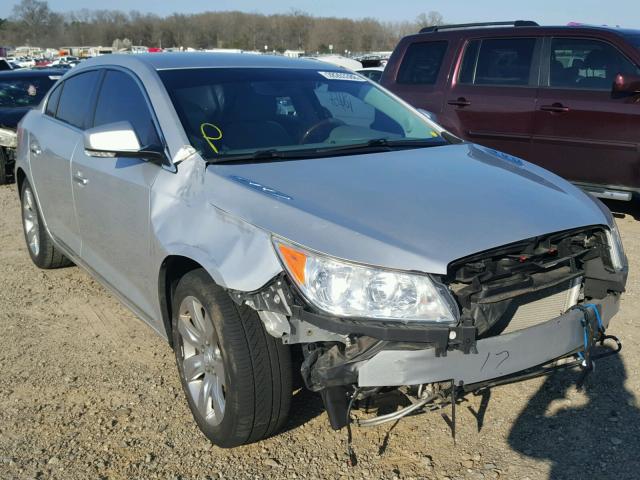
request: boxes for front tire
[20,180,72,269]
[172,269,292,447]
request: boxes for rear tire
[20,179,73,269]
[172,269,292,447]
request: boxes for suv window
[549,37,640,90]
[93,70,160,147]
[56,71,100,129]
[45,82,62,117]
[460,38,537,86]
[397,41,448,85]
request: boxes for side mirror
[612,73,640,95]
[83,121,165,161]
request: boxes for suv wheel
[172,269,292,447]
[20,180,73,269]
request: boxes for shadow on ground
[508,354,640,480]
[602,198,640,220]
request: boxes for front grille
[501,277,581,334]
[446,226,608,336]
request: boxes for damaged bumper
[357,293,620,387]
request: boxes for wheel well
[158,256,205,348]
[16,167,26,195]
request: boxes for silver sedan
[15,52,627,448]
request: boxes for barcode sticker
[318,71,366,82]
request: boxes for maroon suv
[382,21,640,201]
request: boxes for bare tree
[1,0,444,53]
[415,11,444,29]
[11,0,54,45]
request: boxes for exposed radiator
[502,277,582,334]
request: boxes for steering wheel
[299,118,346,144]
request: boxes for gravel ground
[0,182,639,480]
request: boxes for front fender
[151,156,282,292]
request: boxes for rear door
[71,68,163,319]
[440,36,542,161]
[531,36,640,191]
[29,70,100,255]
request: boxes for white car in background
[306,55,363,71]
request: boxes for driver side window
[549,38,640,90]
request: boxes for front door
[71,68,163,320]
[440,37,542,161]
[531,37,640,191]
[29,71,101,255]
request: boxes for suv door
[531,37,640,192]
[71,68,164,321]
[29,70,100,255]
[440,37,542,161]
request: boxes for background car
[357,66,385,82]
[0,69,64,184]
[382,21,640,202]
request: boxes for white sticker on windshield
[318,71,366,82]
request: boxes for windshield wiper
[314,137,446,155]
[209,149,315,164]
[208,138,447,164]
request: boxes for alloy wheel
[177,295,226,426]
[22,187,40,257]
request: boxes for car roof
[0,68,67,79]
[409,24,640,40]
[75,52,340,72]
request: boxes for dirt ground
[0,182,639,480]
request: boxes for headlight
[273,238,458,324]
[606,221,626,270]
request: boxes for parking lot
[0,182,638,480]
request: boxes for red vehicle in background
[382,21,640,201]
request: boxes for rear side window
[56,71,100,129]
[45,83,62,117]
[549,37,640,89]
[460,38,537,86]
[397,41,448,85]
[93,70,160,147]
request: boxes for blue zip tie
[583,303,604,332]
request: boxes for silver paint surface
[358,294,619,387]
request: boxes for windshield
[159,68,445,161]
[0,76,57,108]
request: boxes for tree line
[0,0,444,53]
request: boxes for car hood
[0,106,31,130]
[205,143,609,274]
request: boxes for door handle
[540,103,570,113]
[30,143,42,156]
[73,172,88,186]
[447,97,471,107]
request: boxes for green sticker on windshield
[200,123,223,154]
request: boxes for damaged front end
[230,225,626,431]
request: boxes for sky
[0,0,638,28]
